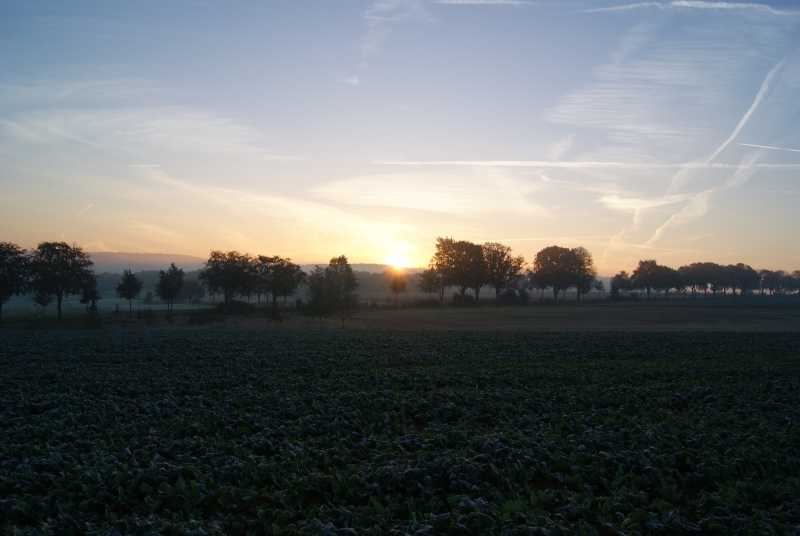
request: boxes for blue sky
[1,1,799,272]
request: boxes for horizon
[2,1,799,273]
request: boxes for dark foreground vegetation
[2,331,799,535]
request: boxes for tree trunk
[553,287,559,303]
[0,301,3,325]
[129,299,133,318]
[57,292,63,322]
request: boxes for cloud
[546,135,574,160]
[344,1,434,83]
[375,159,800,169]
[736,142,800,153]
[1,107,294,161]
[309,172,547,216]
[437,0,531,5]
[646,151,763,245]
[705,57,787,164]
[578,1,798,15]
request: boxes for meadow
[2,330,799,534]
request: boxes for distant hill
[86,252,206,273]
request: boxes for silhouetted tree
[0,242,29,325]
[483,242,525,303]
[80,274,102,314]
[532,246,575,303]
[651,265,681,299]
[388,274,407,305]
[258,256,307,306]
[116,269,144,318]
[417,268,440,306]
[572,247,597,300]
[32,288,53,317]
[729,263,760,297]
[199,251,253,316]
[155,263,185,312]
[307,255,359,326]
[178,280,205,303]
[526,268,548,301]
[610,271,631,297]
[29,242,94,322]
[631,259,658,298]
[431,237,484,305]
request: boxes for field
[2,330,799,535]
[3,294,800,332]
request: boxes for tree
[417,268,444,306]
[483,242,525,304]
[610,271,631,297]
[178,280,205,303]
[532,246,576,303]
[0,242,29,325]
[631,260,658,298]
[388,274,407,305]
[155,263,185,312]
[199,251,253,316]
[430,237,485,305]
[730,263,760,297]
[651,265,680,299]
[307,256,359,326]
[80,274,102,314]
[29,242,94,322]
[115,269,144,318]
[258,256,307,306]
[526,268,548,301]
[32,288,53,317]
[572,247,597,300]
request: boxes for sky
[1,1,799,274]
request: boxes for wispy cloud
[577,1,799,15]
[737,142,800,153]
[343,1,434,83]
[646,151,763,245]
[705,57,787,164]
[437,0,531,5]
[375,159,800,169]
[546,134,574,160]
[309,172,547,216]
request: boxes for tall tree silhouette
[199,251,254,316]
[388,274,407,305]
[483,242,525,303]
[30,242,94,322]
[532,246,575,303]
[0,242,29,325]
[155,263,185,312]
[116,269,144,318]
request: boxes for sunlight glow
[384,254,413,269]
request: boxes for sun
[384,254,412,269]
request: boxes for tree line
[413,238,599,305]
[611,260,800,299]
[3,239,799,325]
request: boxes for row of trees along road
[612,260,800,298]
[415,238,597,305]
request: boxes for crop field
[2,331,799,535]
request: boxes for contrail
[75,204,92,219]
[737,143,800,153]
[706,57,786,164]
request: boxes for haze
[1,1,799,273]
